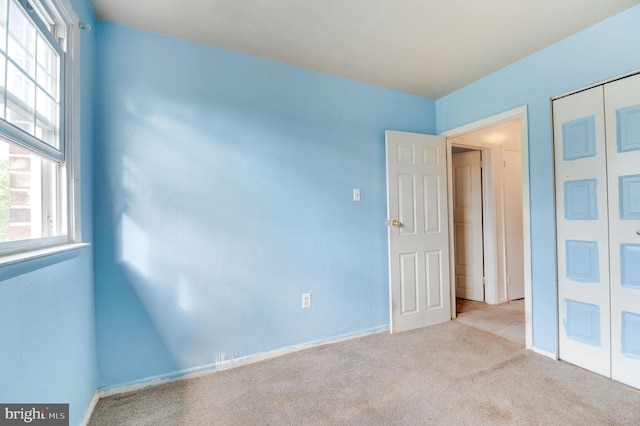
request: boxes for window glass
[7,60,35,133]
[0,0,7,53]
[0,52,5,117]
[36,32,58,100]
[0,0,70,249]
[8,0,36,79]
[2,0,62,151]
[0,137,61,242]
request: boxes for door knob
[637,229,640,236]
[387,219,402,228]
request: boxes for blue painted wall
[93,22,436,389]
[437,4,640,354]
[3,1,634,412]
[0,0,97,424]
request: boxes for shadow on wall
[95,81,388,388]
[92,20,437,389]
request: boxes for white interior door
[553,87,611,376]
[386,131,451,333]
[604,73,640,389]
[503,150,525,300]
[554,86,611,377]
[452,151,484,301]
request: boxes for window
[0,0,80,257]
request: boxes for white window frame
[0,0,85,264]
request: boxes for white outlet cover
[302,293,311,308]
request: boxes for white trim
[63,12,82,243]
[552,68,640,101]
[441,107,526,138]
[43,0,82,243]
[98,326,388,396]
[520,110,532,350]
[45,0,79,25]
[0,235,68,256]
[0,120,64,162]
[0,242,88,266]
[445,147,455,318]
[80,392,100,426]
[441,105,533,350]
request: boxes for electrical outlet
[302,293,311,309]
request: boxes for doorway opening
[442,107,531,348]
[451,147,485,302]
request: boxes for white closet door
[554,86,611,377]
[605,73,640,389]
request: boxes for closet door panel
[554,86,611,377]
[605,73,640,389]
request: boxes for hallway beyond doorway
[456,298,525,345]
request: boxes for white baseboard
[80,392,100,426]
[98,325,389,398]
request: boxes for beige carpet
[89,320,640,425]
[455,299,525,346]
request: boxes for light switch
[353,188,361,202]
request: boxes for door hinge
[482,277,486,287]
[479,161,484,168]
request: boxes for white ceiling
[88,0,640,99]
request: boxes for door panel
[400,253,418,314]
[386,131,450,333]
[604,73,640,389]
[425,251,443,309]
[423,175,441,233]
[554,86,611,377]
[452,151,484,301]
[503,150,525,300]
[398,175,416,234]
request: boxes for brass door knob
[387,219,402,228]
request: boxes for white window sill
[0,242,90,267]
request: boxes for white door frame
[441,106,533,349]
